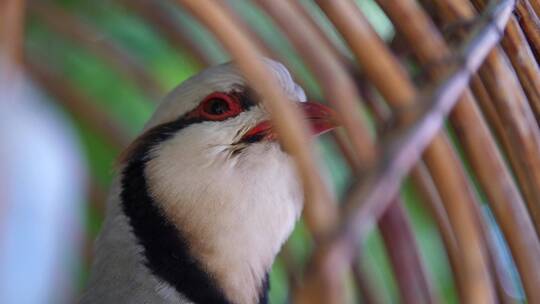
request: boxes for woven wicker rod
[301,2,514,303]
[376,0,540,301]
[311,1,497,302]
[341,0,513,259]
[269,2,435,303]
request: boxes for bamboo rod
[500,17,540,122]
[438,0,540,238]
[316,1,509,302]
[479,51,540,229]
[256,1,433,302]
[469,1,540,124]
[251,1,385,301]
[174,0,337,249]
[28,2,164,100]
[379,201,434,304]
[375,0,540,302]
[25,59,131,150]
[481,216,523,304]
[515,0,540,61]
[409,165,461,291]
[451,96,540,298]
[410,164,459,260]
[353,67,442,304]
[314,0,416,108]
[339,40,437,304]
[352,28,450,304]
[254,0,377,166]
[325,81,407,304]
[469,75,506,140]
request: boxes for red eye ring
[197,92,242,121]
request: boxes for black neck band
[120,116,269,304]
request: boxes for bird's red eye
[199,93,242,121]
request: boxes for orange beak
[241,101,338,143]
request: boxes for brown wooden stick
[255,1,432,302]
[255,0,377,166]
[479,212,524,304]
[316,0,511,302]
[515,0,540,61]
[435,0,540,238]
[444,0,540,215]
[376,0,540,302]
[251,1,382,302]
[500,17,540,122]
[451,95,540,299]
[409,164,460,280]
[470,1,540,124]
[255,2,432,302]
[354,69,440,304]
[379,201,434,304]
[28,2,164,100]
[346,72,437,304]
[315,0,416,108]
[478,51,540,227]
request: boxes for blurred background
[0,0,523,303]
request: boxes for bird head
[112,59,336,304]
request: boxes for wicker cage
[2,0,540,303]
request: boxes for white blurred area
[0,63,87,304]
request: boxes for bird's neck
[118,155,276,304]
[85,122,303,304]
[83,179,273,304]
[135,138,302,304]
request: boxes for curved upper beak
[300,101,338,136]
[241,101,338,143]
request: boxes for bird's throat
[119,117,277,304]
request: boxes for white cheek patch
[144,130,303,304]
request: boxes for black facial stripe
[120,114,269,304]
[121,117,230,304]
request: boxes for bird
[80,59,336,304]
